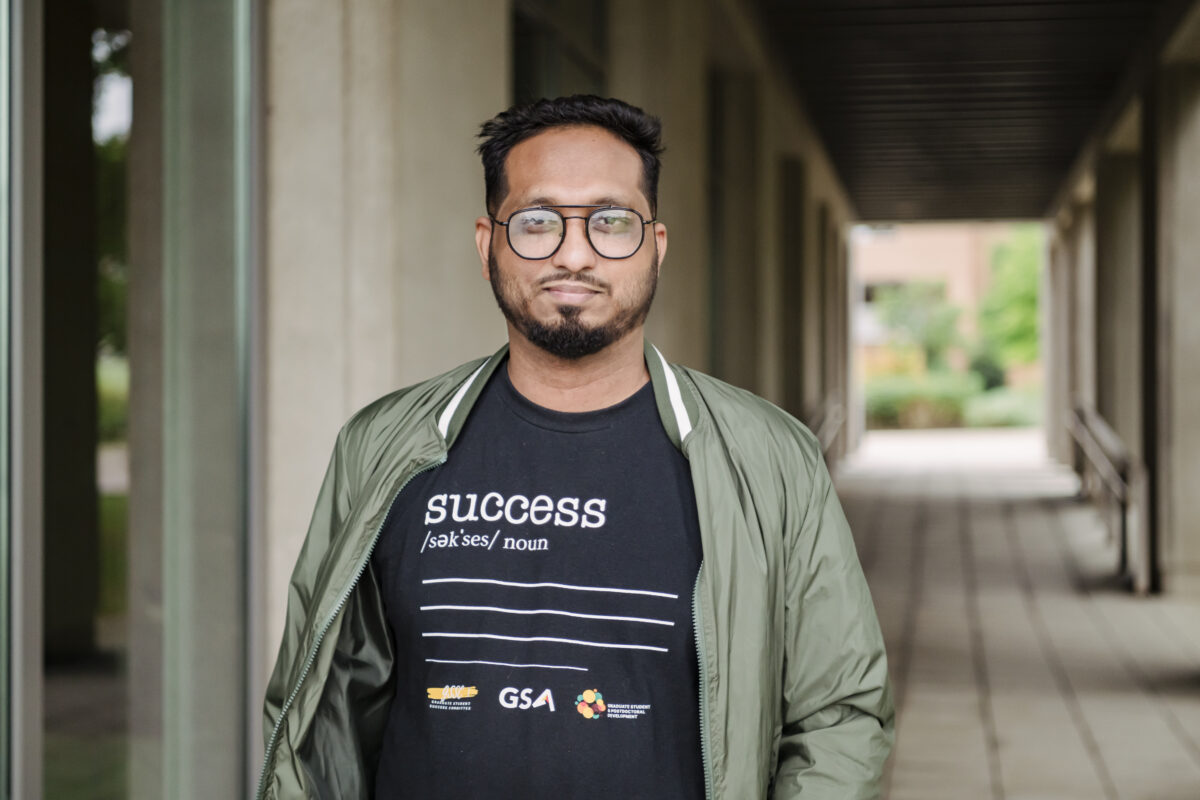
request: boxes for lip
[543,282,602,303]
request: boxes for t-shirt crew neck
[495,364,655,434]
[371,360,705,799]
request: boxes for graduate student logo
[499,687,556,712]
[427,685,478,701]
[427,685,477,712]
[575,689,606,719]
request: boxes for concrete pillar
[1045,228,1073,464]
[42,0,99,660]
[262,0,509,686]
[1154,65,1200,594]
[817,205,844,434]
[805,203,830,418]
[777,157,807,419]
[609,0,709,369]
[392,2,510,382]
[1072,202,1097,410]
[1093,154,1142,458]
[835,232,850,461]
[707,70,761,390]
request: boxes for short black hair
[477,95,664,216]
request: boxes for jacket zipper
[693,565,714,800]
[254,456,447,800]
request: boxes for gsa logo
[498,687,556,712]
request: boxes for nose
[550,217,596,273]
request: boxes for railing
[1064,402,1151,593]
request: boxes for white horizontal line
[419,604,674,626]
[422,577,678,599]
[426,658,588,672]
[423,632,669,653]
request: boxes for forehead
[502,125,647,210]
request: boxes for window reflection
[43,27,132,800]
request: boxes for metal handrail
[1066,405,1129,501]
[1064,402,1138,586]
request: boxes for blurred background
[5,0,1200,798]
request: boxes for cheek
[616,260,657,295]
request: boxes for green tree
[875,281,961,371]
[94,29,130,356]
[980,224,1042,366]
[97,136,127,354]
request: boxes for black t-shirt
[372,365,705,799]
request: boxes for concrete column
[820,207,840,421]
[804,203,830,418]
[777,157,807,419]
[609,0,709,369]
[1072,202,1097,410]
[264,0,355,677]
[263,0,510,678]
[392,1,509,383]
[1093,154,1142,458]
[1154,65,1200,594]
[707,70,761,390]
[835,232,850,460]
[1045,229,1073,464]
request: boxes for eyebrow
[524,196,626,208]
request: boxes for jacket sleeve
[773,453,895,799]
[262,424,356,750]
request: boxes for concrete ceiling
[757,0,1188,221]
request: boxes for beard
[488,247,659,360]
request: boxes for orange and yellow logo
[575,689,606,719]
[427,685,478,700]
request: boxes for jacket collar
[435,339,700,452]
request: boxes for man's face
[475,125,668,360]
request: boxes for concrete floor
[839,429,1200,800]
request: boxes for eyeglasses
[491,205,655,260]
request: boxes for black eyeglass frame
[490,205,657,261]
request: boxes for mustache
[535,270,610,291]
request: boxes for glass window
[36,3,255,798]
[41,23,130,800]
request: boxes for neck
[505,326,650,412]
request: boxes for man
[259,95,893,800]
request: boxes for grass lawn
[99,492,128,616]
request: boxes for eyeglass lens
[506,208,645,259]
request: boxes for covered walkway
[11,0,1200,797]
[839,430,1200,799]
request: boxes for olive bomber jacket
[258,342,894,800]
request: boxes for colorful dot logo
[575,689,606,719]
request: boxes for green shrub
[97,354,129,442]
[865,371,981,429]
[969,347,1006,391]
[964,386,1042,428]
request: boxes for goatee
[488,249,658,360]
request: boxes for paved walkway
[837,429,1200,800]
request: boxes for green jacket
[258,342,893,799]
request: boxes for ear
[653,221,668,269]
[475,216,494,280]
